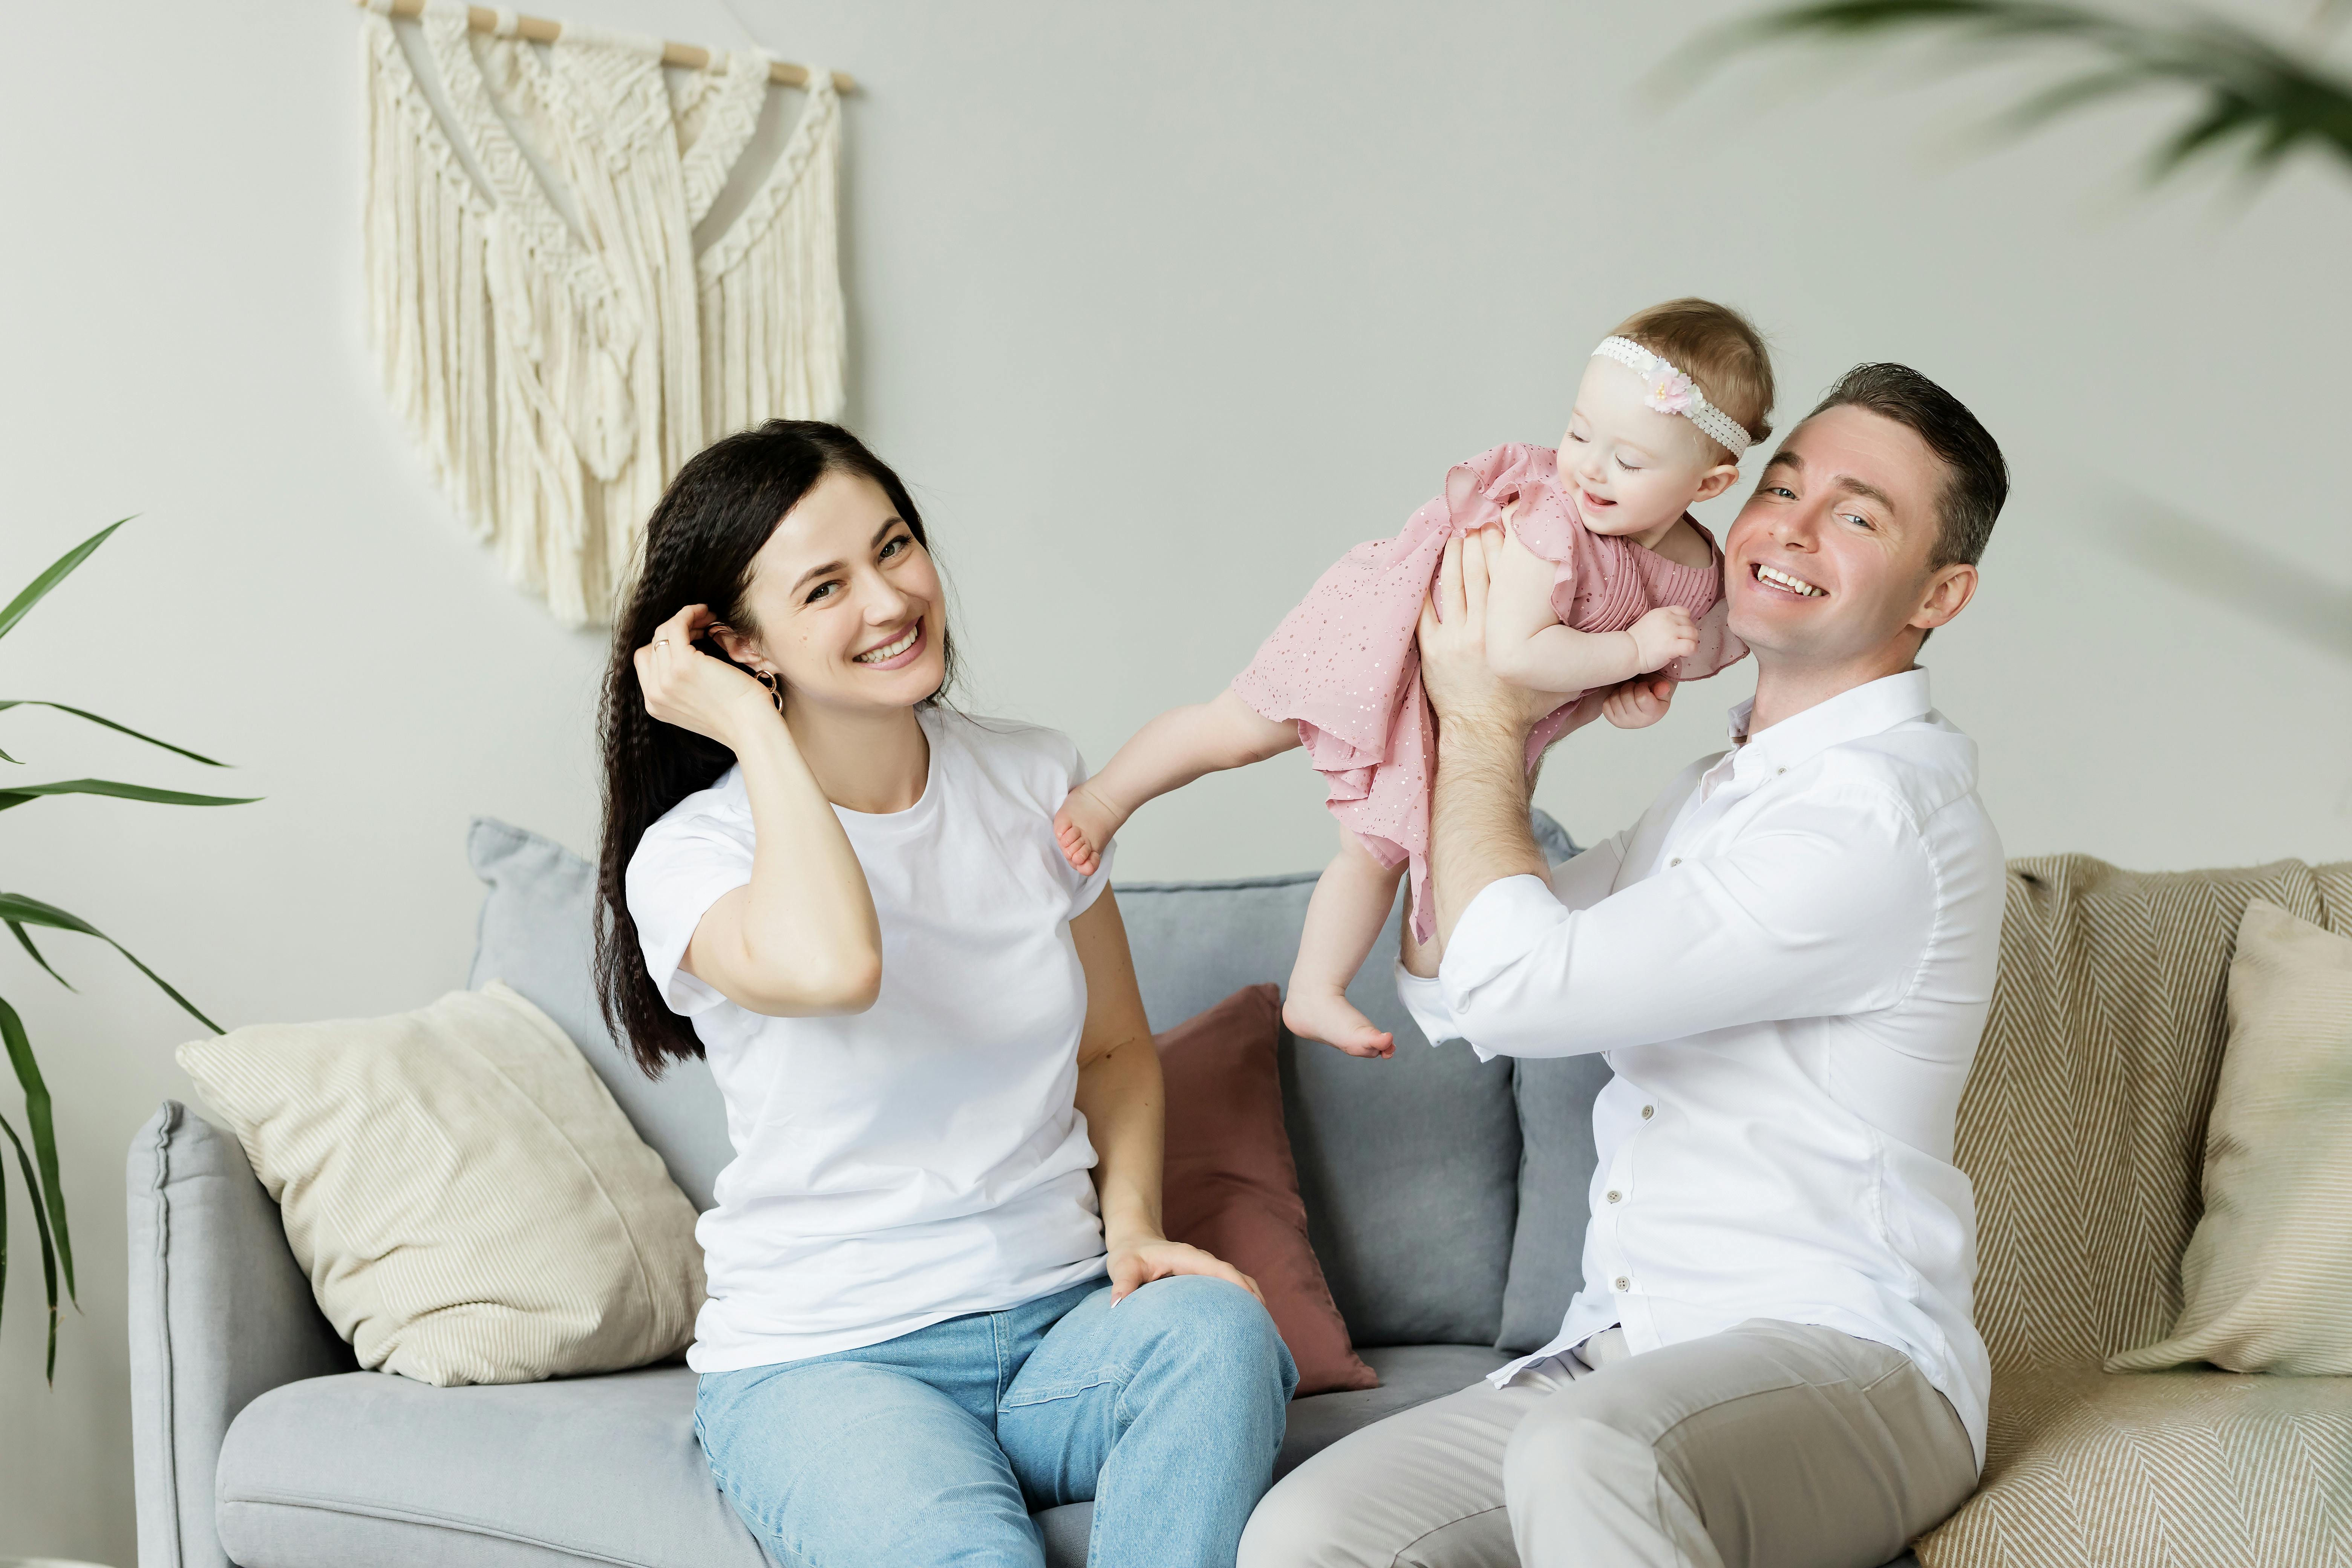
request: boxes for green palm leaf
[1681,0,2352,185]
[0,893,220,1033]
[0,778,259,813]
[0,995,70,1303]
[0,520,129,645]
[0,703,228,768]
[0,1108,61,1380]
[8,922,70,990]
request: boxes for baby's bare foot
[1283,988,1394,1059]
[1052,784,1127,877]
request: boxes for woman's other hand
[635,604,777,749]
[1107,1236,1265,1308]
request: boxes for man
[1240,364,2011,1568]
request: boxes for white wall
[3,1,2346,1559]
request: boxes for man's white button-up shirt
[1397,668,2003,1466]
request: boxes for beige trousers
[1238,1319,1975,1568]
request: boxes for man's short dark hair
[1808,363,2007,570]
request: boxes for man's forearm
[1430,717,1548,948]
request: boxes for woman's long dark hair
[595,420,953,1076]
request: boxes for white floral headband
[1590,336,1752,459]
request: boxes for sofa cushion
[177,983,705,1387]
[1915,1363,2352,1568]
[1157,984,1376,1395]
[214,1344,1509,1568]
[1495,1053,1613,1352]
[1958,856,2352,1371]
[2106,899,2352,1376]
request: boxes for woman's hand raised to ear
[643,601,883,1018]
[634,604,781,750]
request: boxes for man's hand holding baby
[1420,529,1575,739]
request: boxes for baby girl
[1057,299,1774,1054]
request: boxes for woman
[595,420,1297,1568]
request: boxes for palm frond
[0,702,230,767]
[0,1109,62,1381]
[0,995,72,1303]
[1680,0,2352,186]
[0,893,222,1033]
[8,922,71,991]
[0,521,130,645]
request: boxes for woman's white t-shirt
[625,708,1115,1372]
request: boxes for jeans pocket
[999,1367,1125,1409]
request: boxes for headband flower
[1643,365,1699,416]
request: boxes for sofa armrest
[128,1100,353,1568]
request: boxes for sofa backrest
[467,813,1588,1354]
[1960,854,2352,1370]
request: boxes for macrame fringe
[359,1,845,627]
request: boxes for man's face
[1722,405,1974,668]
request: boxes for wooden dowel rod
[364,0,858,93]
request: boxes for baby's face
[1557,358,1731,543]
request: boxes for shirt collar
[1724,667,1934,777]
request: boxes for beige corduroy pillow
[2107,899,2352,1375]
[179,982,705,1386]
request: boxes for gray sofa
[126,813,1910,1567]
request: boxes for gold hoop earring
[753,669,784,714]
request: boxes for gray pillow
[1497,1054,1611,1352]
[1115,808,1579,1352]
[467,819,730,1213]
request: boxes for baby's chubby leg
[1282,832,1403,1059]
[1054,688,1297,876]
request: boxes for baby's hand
[1602,676,1676,730]
[1627,606,1699,673]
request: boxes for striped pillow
[2106,899,2352,1375]
[179,983,704,1386]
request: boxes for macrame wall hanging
[357,0,848,626]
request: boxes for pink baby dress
[1231,443,1746,942]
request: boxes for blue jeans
[695,1274,1299,1568]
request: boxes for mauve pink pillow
[1156,983,1379,1396]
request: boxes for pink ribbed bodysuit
[1230,443,1747,942]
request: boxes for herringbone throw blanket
[1917,856,2352,1568]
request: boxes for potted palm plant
[2,521,256,1385]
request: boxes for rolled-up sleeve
[1398,835,1626,1055]
[1430,789,1936,1060]
[626,813,756,1018]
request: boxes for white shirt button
[1606,1190,1622,1204]
[1614,1276,1631,1291]
[1641,1105,1655,1119]
[1668,857,1681,867]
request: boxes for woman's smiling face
[724,468,946,714]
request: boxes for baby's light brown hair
[1608,298,1775,459]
